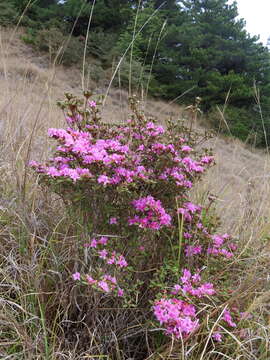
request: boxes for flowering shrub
[30,92,243,349]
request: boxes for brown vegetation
[0,28,270,359]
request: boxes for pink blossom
[98,280,110,293]
[200,156,214,164]
[212,332,222,342]
[72,272,81,281]
[107,256,115,265]
[191,272,201,283]
[129,196,171,230]
[104,274,117,285]
[179,269,215,298]
[153,298,199,338]
[197,282,216,296]
[181,145,192,152]
[86,275,96,285]
[89,100,97,108]
[76,168,92,177]
[98,174,110,185]
[185,245,202,257]
[98,236,108,245]
[212,234,225,247]
[184,232,192,239]
[116,255,128,268]
[29,160,39,167]
[222,309,237,327]
[90,238,97,248]
[60,167,80,182]
[117,288,124,297]
[228,243,237,251]
[46,167,60,177]
[109,217,118,225]
[181,269,191,284]
[171,284,181,294]
[98,249,108,259]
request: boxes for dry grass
[0,27,270,359]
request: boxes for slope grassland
[0,28,270,359]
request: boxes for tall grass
[0,4,270,359]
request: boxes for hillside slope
[1,27,270,359]
[1,28,269,240]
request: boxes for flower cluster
[153,298,199,338]
[85,236,128,268]
[72,271,124,296]
[30,95,213,195]
[153,269,215,338]
[82,235,128,294]
[129,196,171,230]
[171,269,216,298]
[207,234,237,259]
[176,202,238,262]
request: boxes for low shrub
[29,92,258,357]
[35,28,84,66]
[86,29,118,64]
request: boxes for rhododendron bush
[30,92,243,350]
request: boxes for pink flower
[46,167,60,177]
[179,269,215,298]
[88,100,96,108]
[86,275,96,285]
[90,238,97,248]
[222,309,237,327]
[191,272,201,283]
[200,156,214,164]
[212,332,222,342]
[98,280,110,293]
[29,160,39,167]
[72,272,81,281]
[185,245,202,257]
[181,145,192,152]
[181,269,191,284]
[129,196,171,230]
[212,234,224,247]
[109,217,118,225]
[171,284,181,294]
[107,256,115,265]
[98,249,108,259]
[104,275,117,285]
[117,255,128,268]
[98,174,110,185]
[228,243,237,251]
[198,282,216,296]
[98,236,108,245]
[117,288,124,297]
[65,116,75,125]
[182,303,196,317]
[153,298,199,338]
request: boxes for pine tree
[150,0,270,144]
